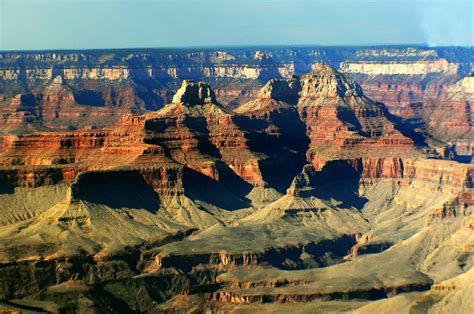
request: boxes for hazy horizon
[2,44,473,54]
[1,0,472,51]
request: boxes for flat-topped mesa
[172,80,217,105]
[300,63,363,98]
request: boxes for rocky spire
[255,64,363,103]
[172,80,217,105]
[300,63,363,98]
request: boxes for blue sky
[0,0,472,50]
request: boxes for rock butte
[0,61,472,313]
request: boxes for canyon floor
[0,59,472,313]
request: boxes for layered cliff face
[1,47,472,154]
[419,76,473,158]
[0,67,472,313]
[333,49,472,161]
[0,77,151,138]
[299,65,420,166]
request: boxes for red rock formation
[421,77,473,142]
[144,80,268,186]
[1,47,472,160]
[237,64,421,171]
[298,64,419,166]
[1,68,471,202]
[233,66,472,204]
[352,74,472,160]
[0,80,275,190]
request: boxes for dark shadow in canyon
[215,161,254,198]
[263,235,357,270]
[134,79,166,110]
[380,103,430,147]
[183,167,251,211]
[310,161,368,210]
[186,116,223,160]
[74,90,105,107]
[233,109,310,193]
[336,107,367,136]
[127,57,174,110]
[0,180,15,194]
[72,171,161,212]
